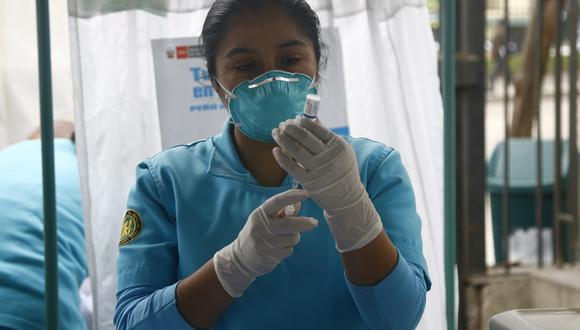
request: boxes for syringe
[284,94,321,216]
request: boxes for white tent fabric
[69,1,445,329]
[0,0,75,149]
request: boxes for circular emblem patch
[119,210,142,246]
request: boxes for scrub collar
[209,119,293,187]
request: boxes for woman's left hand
[272,118,383,253]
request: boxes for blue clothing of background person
[0,137,87,330]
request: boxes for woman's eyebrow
[224,46,256,59]
[278,40,307,49]
[224,40,307,59]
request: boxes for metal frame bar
[568,0,579,264]
[35,0,58,328]
[554,0,564,267]
[535,0,545,268]
[455,0,487,325]
[442,0,457,328]
[503,0,512,273]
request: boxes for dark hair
[201,0,326,81]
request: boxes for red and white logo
[176,46,189,59]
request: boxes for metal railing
[442,0,457,329]
[441,0,580,272]
[502,0,512,272]
[560,0,579,267]
[498,0,579,271]
[35,0,58,329]
[434,0,579,328]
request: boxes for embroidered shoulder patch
[119,210,142,246]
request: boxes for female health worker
[114,0,431,329]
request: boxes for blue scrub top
[116,121,430,329]
[0,139,87,330]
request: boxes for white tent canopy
[2,0,446,328]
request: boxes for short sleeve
[366,149,431,290]
[117,160,179,292]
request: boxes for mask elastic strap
[308,72,319,89]
[227,117,241,127]
[215,78,238,100]
[215,79,241,126]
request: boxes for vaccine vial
[303,94,321,120]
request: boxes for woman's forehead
[217,5,313,56]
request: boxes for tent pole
[35,0,58,328]
[442,0,456,329]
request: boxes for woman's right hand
[213,189,318,298]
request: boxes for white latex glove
[213,189,318,298]
[271,118,383,253]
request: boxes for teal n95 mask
[216,70,318,143]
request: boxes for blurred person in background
[489,20,511,91]
[0,120,88,330]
